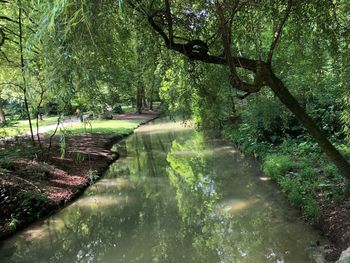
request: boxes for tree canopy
[1,0,350,178]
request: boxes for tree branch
[0,16,19,24]
[4,36,19,45]
[216,1,262,94]
[147,14,258,72]
[267,0,293,64]
[0,25,20,38]
[0,49,14,63]
[0,28,4,46]
[0,82,24,89]
[164,0,173,45]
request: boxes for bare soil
[318,199,350,261]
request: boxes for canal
[0,118,327,262]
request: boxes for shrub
[263,154,295,179]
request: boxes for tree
[121,0,350,178]
[0,0,39,142]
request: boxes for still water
[0,118,327,263]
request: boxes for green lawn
[49,119,142,136]
[121,105,134,113]
[0,116,60,138]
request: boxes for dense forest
[1,0,350,262]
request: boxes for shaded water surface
[0,118,327,262]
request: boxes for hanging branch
[207,0,248,47]
[0,25,20,38]
[227,0,248,41]
[0,28,4,46]
[0,49,13,63]
[0,82,24,88]
[35,85,46,150]
[46,115,62,161]
[4,36,19,45]
[215,1,263,95]
[0,16,19,24]
[267,0,293,64]
[18,0,35,145]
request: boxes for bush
[112,104,123,114]
[263,154,295,179]
[16,191,48,218]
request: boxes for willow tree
[117,0,350,178]
[0,0,39,141]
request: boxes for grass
[49,119,142,136]
[225,123,350,222]
[121,105,134,113]
[0,116,60,138]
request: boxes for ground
[0,111,159,240]
[319,199,350,261]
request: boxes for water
[0,118,327,263]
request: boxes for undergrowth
[224,124,350,222]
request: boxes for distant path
[24,116,80,136]
[113,110,160,121]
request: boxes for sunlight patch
[220,198,259,214]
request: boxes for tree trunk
[0,98,5,124]
[266,68,350,179]
[136,86,142,114]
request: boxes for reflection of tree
[167,133,225,261]
[140,131,156,177]
[167,133,220,225]
[166,132,316,263]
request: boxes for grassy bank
[224,123,350,222]
[48,119,142,136]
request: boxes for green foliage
[263,154,295,179]
[49,119,141,136]
[0,116,62,138]
[224,124,273,157]
[262,153,321,221]
[87,169,99,184]
[0,144,39,169]
[22,162,50,179]
[8,217,19,230]
[59,135,66,159]
[0,186,14,206]
[159,62,193,120]
[73,152,85,163]
[9,191,49,224]
[226,117,350,222]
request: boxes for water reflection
[0,118,326,263]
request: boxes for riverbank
[224,124,350,261]
[0,111,159,240]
